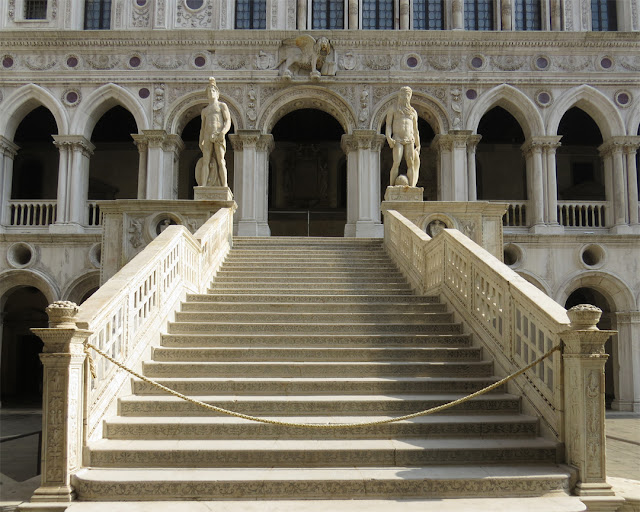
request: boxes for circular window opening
[503,244,522,266]
[471,56,484,69]
[466,89,477,100]
[194,55,206,67]
[600,57,613,69]
[3,56,14,68]
[89,243,102,268]
[66,56,78,67]
[155,217,178,235]
[536,57,549,69]
[139,87,150,99]
[426,219,449,237]
[580,244,605,267]
[136,0,147,6]
[407,56,418,68]
[186,0,204,9]
[129,56,141,68]
[8,242,35,268]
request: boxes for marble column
[229,131,273,236]
[543,137,562,227]
[501,0,513,30]
[550,0,562,29]
[131,134,148,199]
[452,0,464,28]
[142,130,184,200]
[522,139,545,231]
[562,305,616,497]
[297,0,307,29]
[613,311,640,412]
[30,301,88,505]
[341,130,385,238]
[466,135,481,201]
[0,135,19,228]
[348,0,358,28]
[400,0,410,29]
[433,131,473,201]
[599,138,629,232]
[52,135,95,232]
[623,137,640,228]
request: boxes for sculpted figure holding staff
[196,77,232,187]
[385,86,420,187]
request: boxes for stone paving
[1,408,638,511]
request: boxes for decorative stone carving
[358,88,369,126]
[218,55,247,70]
[365,55,392,70]
[557,56,589,71]
[426,56,460,71]
[278,35,335,78]
[255,51,274,70]
[46,301,79,328]
[247,87,257,127]
[386,87,421,188]
[153,56,182,70]
[86,55,120,70]
[620,56,640,71]
[491,56,526,71]
[177,0,213,27]
[450,87,463,129]
[196,77,232,188]
[341,51,357,70]
[24,55,57,71]
[152,84,165,129]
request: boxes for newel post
[30,301,89,505]
[561,304,615,497]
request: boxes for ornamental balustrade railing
[6,200,103,227]
[502,201,527,227]
[383,209,615,498]
[29,206,235,505]
[557,200,608,228]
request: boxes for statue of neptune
[385,86,421,187]
[196,77,232,187]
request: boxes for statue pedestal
[194,186,233,201]
[384,186,423,202]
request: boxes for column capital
[433,131,476,152]
[140,129,168,148]
[228,130,265,150]
[598,137,629,157]
[0,135,19,157]
[341,130,385,152]
[521,138,546,156]
[52,135,95,157]
[615,311,640,324]
[131,133,149,152]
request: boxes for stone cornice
[0,135,20,157]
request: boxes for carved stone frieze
[177,0,213,27]
[620,56,640,71]
[556,56,590,71]
[24,55,57,71]
[490,55,526,71]
[217,54,247,70]
[86,55,120,70]
[246,87,257,127]
[365,55,392,70]
[132,4,151,28]
[152,55,183,70]
[340,51,357,70]
[255,51,275,70]
[426,56,460,71]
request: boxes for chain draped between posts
[84,341,561,429]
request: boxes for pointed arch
[165,90,243,136]
[371,90,449,135]
[71,83,149,139]
[547,85,625,140]
[466,84,543,139]
[555,270,636,312]
[0,84,68,140]
[257,86,357,134]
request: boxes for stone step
[131,376,501,395]
[70,467,577,503]
[118,393,520,416]
[167,321,463,335]
[143,360,492,378]
[208,282,413,291]
[217,269,404,278]
[172,311,454,325]
[151,346,481,362]
[206,287,416,295]
[180,301,448,313]
[224,252,390,260]
[103,414,538,440]
[160,333,473,348]
[221,262,399,270]
[186,293,439,303]
[233,236,383,244]
[86,438,560,468]
[213,275,408,284]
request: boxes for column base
[611,399,640,412]
[344,223,356,237]
[49,223,86,234]
[24,485,76,505]
[354,221,383,238]
[384,186,424,202]
[194,186,233,201]
[575,481,616,497]
[236,220,270,236]
[578,496,625,512]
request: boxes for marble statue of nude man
[385,86,421,187]
[197,77,232,187]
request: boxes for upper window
[24,0,47,19]
[312,0,344,29]
[235,0,267,29]
[591,0,617,30]
[514,0,541,30]
[414,0,444,29]
[464,0,494,30]
[84,0,112,29]
[362,0,394,29]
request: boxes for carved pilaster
[562,305,615,496]
[30,301,89,505]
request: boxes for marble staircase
[71,237,579,504]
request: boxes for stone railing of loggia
[30,206,234,504]
[383,209,616,497]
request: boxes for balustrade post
[0,135,19,227]
[29,301,89,506]
[561,305,617,498]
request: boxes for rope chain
[84,341,560,429]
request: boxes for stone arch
[627,97,640,135]
[466,84,543,139]
[257,86,357,134]
[517,271,552,297]
[62,270,100,304]
[547,85,625,140]
[0,269,60,305]
[371,90,449,135]
[555,270,636,312]
[166,90,244,136]
[0,84,69,140]
[71,83,149,139]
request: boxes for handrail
[383,209,569,439]
[76,207,234,441]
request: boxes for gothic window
[591,0,617,30]
[312,0,344,29]
[84,0,112,29]
[235,0,267,29]
[414,0,444,29]
[464,0,494,29]
[514,0,541,29]
[362,0,394,29]
[24,0,47,19]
